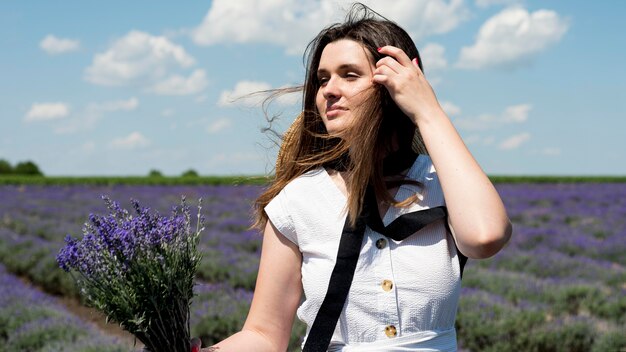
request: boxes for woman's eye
[346,73,359,80]
[318,77,329,85]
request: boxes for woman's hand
[372,46,442,125]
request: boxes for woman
[209,3,511,351]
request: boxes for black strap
[364,189,467,274]
[302,186,467,352]
[363,185,447,241]
[301,209,368,351]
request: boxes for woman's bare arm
[209,220,302,351]
[373,45,512,259]
[414,108,512,259]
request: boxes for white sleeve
[264,189,299,246]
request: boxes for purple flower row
[0,263,131,351]
[1,182,625,349]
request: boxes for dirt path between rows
[16,275,142,350]
[58,295,143,350]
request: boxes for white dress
[265,155,462,351]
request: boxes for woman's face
[315,39,375,137]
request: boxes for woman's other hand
[372,45,442,125]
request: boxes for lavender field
[0,183,625,351]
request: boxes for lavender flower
[56,195,204,352]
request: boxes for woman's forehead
[318,39,374,70]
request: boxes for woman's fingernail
[377,47,382,52]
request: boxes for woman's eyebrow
[317,63,365,75]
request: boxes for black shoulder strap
[302,212,367,352]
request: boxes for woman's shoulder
[283,167,326,189]
[277,167,329,199]
[267,166,343,224]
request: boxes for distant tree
[13,160,43,176]
[0,159,12,174]
[149,169,164,177]
[181,169,199,177]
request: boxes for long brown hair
[253,3,426,229]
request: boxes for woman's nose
[322,77,340,100]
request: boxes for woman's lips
[326,106,347,118]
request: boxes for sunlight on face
[315,39,376,137]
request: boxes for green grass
[488,175,626,183]
[2,174,626,185]
[0,175,271,186]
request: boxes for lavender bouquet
[56,196,204,352]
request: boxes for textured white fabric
[264,155,461,351]
[330,328,457,352]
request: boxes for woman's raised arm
[208,220,303,351]
[373,45,512,260]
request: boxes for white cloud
[218,81,301,108]
[192,0,469,55]
[54,98,138,134]
[150,69,208,95]
[84,30,196,86]
[275,88,302,106]
[501,103,531,122]
[454,114,493,131]
[207,118,232,134]
[499,132,530,149]
[361,0,470,41]
[456,7,569,69]
[441,101,461,116]
[109,132,150,149]
[454,103,531,130]
[191,0,331,54]
[24,102,70,122]
[218,81,272,107]
[40,35,80,54]
[420,43,448,71]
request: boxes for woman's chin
[324,120,351,136]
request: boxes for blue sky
[1,0,624,176]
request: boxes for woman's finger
[377,46,413,67]
[375,56,404,73]
[373,64,397,78]
[372,72,390,85]
[372,65,398,85]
